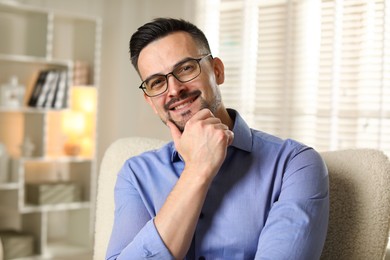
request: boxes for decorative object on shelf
[0,143,9,183]
[0,230,34,259]
[62,87,97,157]
[28,69,68,109]
[20,137,35,157]
[25,181,81,205]
[0,2,100,257]
[0,76,26,108]
[73,60,90,86]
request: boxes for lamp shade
[62,111,85,137]
[71,86,97,113]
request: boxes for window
[196,0,390,155]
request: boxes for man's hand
[167,109,234,179]
[153,109,233,259]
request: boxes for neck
[216,106,234,130]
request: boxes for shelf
[0,2,100,258]
[21,202,90,214]
[0,182,19,190]
[44,241,92,259]
[0,111,95,158]
[0,106,65,114]
[0,54,71,66]
[0,60,70,100]
[19,156,93,163]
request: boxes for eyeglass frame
[139,54,213,97]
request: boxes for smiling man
[106,18,329,260]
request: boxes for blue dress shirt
[106,109,329,260]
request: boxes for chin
[174,112,193,131]
[166,98,211,131]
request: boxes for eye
[175,61,196,75]
[148,76,166,90]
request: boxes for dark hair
[129,18,211,72]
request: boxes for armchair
[93,137,390,260]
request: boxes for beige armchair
[93,137,390,260]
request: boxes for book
[27,70,48,107]
[52,71,68,109]
[36,70,58,108]
[43,71,61,108]
[27,69,69,109]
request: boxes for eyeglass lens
[143,58,201,96]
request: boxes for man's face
[137,32,224,131]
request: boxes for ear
[213,57,225,85]
[144,94,158,114]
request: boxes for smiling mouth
[165,90,201,111]
[170,97,198,111]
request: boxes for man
[106,18,329,260]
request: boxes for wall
[99,0,196,163]
[16,0,196,162]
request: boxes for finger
[185,111,220,129]
[202,117,222,126]
[193,108,215,120]
[167,120,182,143]
[213,123,229,130]
[227,130,234,146]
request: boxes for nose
[167,74,186,97]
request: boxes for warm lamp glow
[62,111,85,137]
[80,136,93,157]
[71,87,97,113]
[62,86,97,157]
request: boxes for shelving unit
[0,1,101,259]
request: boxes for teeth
[174,101,192,110]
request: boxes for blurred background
[12,0,390,161]
[14,0,197,163]
[0,0,389,259]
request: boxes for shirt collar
[170,109,253,162]
[227,108,253,153]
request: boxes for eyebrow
[143,56,197,82]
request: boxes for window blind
[196,0,390,156]
[219,1,245,111]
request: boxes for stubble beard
[162,90,221,132]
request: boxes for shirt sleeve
[105,162,174,260]
[254,146,329,260]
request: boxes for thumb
[166,120,182,143]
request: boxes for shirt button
[199,257,205,260]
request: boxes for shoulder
[127,141,173,166]
[119,141,174,179]
[250,128,306,153]
[250,129,326,170]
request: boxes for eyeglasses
[139,54,212,97]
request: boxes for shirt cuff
[132,219,174,259]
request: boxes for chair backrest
[93,137,166,260]
[93,137,390,260]
[320,149,390,260]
